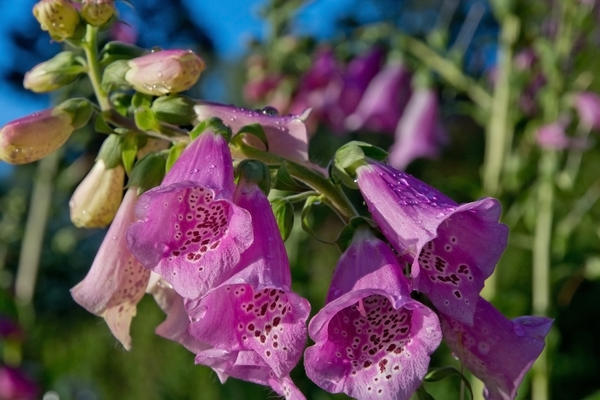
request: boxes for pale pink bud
[125,49,205,96]
[0,109,73,164]
[69,160,125,228]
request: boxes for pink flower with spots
[357,163,508,324]
[71,188,150,350]
[181,178,310,399]
[441,298,552,400]
[304,230,441,400]
[127,132,253,299]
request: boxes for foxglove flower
[325,47,385,132]
[574,91,600,130]
[346,61,411,134]
[0,366,38,400]
[194,101,310,165]
[127,132,253,298]
[441,298,552,400]
[69,160,125,228]
[389,88,446,169]
[125,50,205,96]
[536,120,587,150]
[71,188,150,350]
[357,163,508,324]
[304,230,442,400]
[186,178,310,399]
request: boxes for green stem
[83,25,111,111]
[232,141,358,222]
[104,110,189,144]
[281,191,318,203]
[482,14,519,197]
[531,150,557,400]
[398,34,492,110]
[557,122,591,190]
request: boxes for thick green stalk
[83,25,111,111]
[232,141,358,222]
[399,35,492,110]
[531,150,557,400]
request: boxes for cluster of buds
[33,0,115,41]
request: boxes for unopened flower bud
[24,51,84,93]
[125,49,205,96]
[1,107,74,164]
[70,159,125,228]
[81,0,115,26]
[33,0,80,41]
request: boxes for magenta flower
[356,163,508,324]
[389,88,446,169]
[71,188,150,350]
[194,102,310,165]
[441,298,552,400]
[536,120,587,150]
[127,132,253,299]
[574,91,600,130]
[325,47,385,132]
[346,61,412,134]
[0,366,38,400]
[304,230,441,400]
[186,179,310,399]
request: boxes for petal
[441,298,552,400]
[389,89,446,170]
[357,163,508,323]
[305,290,441,400]
[71,188,150,350]
[162,132,235,198]
[326,230,410,303]
[127,182,253,298]
[194,101,310,165]
[346,61,411,133]
[145,273,209,354]
[187,283,310,397]
[231,180,291,289]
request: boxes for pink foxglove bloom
[346,61,412,134]
[441,298,552,400]
[356,163,508,324]
[574,91,600,130]
[536,120,587,150]
[194,101,310,165]
[127,132,253,299]
[71,188,150,350]
[0,366,38,400]
[304,231,442,400]
[186,179,310,399]
[125,50,205,96]
[1,108,73,165]
[325,47,385,132]
[389,88,446,170]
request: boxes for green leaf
[110,93,133,116]
[424,366,473,400]
[134,106,160,131]
[335,217,373,252]
[165,143,187,172]
[129,152,167,193]
[416,386,436,400]
[332,141,387,188]
[272,162,308,191]
[94,115,113,134]
[271,199,294,241]
[132,92,153,108]
[101,60,131,92]
[121,132,138,175]
[235,123,269,151]
[100,41,146,66]
[97,134,123,168]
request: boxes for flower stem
[398,34,492,110]
[104,109,189,143]
[232,141,358,222]
[82,25,111,111]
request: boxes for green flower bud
[151,95,196,125]
[81,0,115,26]
[24,51,84,93]
[33,0,80,41]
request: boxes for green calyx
[237,159,271,195]
[331,141,387,189]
